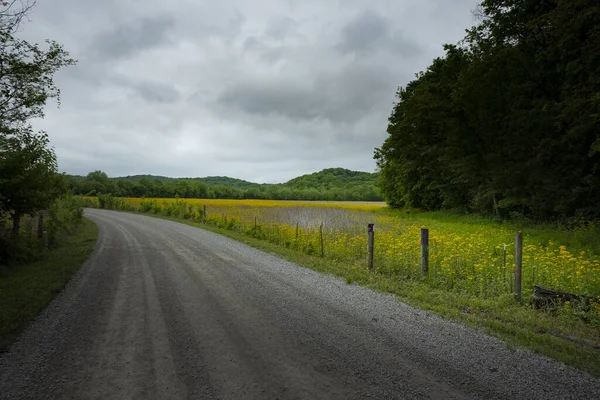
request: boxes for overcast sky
[19,0,479,183]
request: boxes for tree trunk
[11,210,21,237]
[492,193,499,217]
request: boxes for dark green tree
[376,0,600,220]
[0,129,60,233]
[0,1,76,234]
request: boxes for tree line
[375,0,600,221]
[0,0,76,240]
[66,168,383,201]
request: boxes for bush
[140,199,156,213]
[163,199,187,218]
[97,194,134,212]
[0,232,40,267]
[47,195,85,245]
[74,196,99,208]
[0,195,84,265]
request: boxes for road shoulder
[0,218,98,351]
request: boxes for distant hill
[117,174,175,183]
[194,176,260,189]
[66,168,382,201]
[285,168,378,190]
[118,174,259,189]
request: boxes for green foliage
[0,195,86,265]
[0,228,40,266]
[0,129,62,233]
[163,198,187,218]
[283,168,382,201]
[375,0,600,221]
[46,195,84,245]
[0,1,76,237]
[74,196,99,208]
[0,219,97,351]
[97,194,134,212]
[139,199,156,213]
[65,168,383,201]
[0,4,76,129]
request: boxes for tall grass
[83,196,600,375]
[1,195,88,267]
[86,197,600,302]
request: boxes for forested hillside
[118,175,259,189]
[66,168,382,201]
[375,0,600,220]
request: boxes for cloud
[16,0,480,183]
[335,10,421,57]
[90,16,175,61]
[336,10,391,55]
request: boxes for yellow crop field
[85,196,600,300]
[122,197,387,211]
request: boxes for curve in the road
[0,209,598,399]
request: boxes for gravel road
[1,209,599,399]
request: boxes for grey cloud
[90,16,175,60]
[215,64,396,124]
[242,37,284,64]
[336,10,390,54]
[315,65,395,120]
[336,10,422,58]
[217,81,323,121]
[241,16,300,64]
[136,85,179,104]
[265,16,296,40]
[22,0,479,182]
[125,80,181,104]
[243,36,262,52]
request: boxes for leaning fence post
[37,212,44,239]
[514,232,523,303]
[319,223,324,257]
[421,228,429,276]
[367,223,375,271]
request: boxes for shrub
[47,195,85,245]
[140,199,156,213]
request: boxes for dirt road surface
[1,209,598,399]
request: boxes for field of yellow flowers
[87,196,600,301]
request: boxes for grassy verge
[382,208,600,254]
[0,218,98,351]
[133,211,600,377]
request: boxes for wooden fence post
[514,232,523,303]
[202,205,206,223]
[421,228,429,276]
[295,222,299,240]
[319,223,324,257]
[42,231,48,248]
[254,216,258,231]
[367,223,375,271]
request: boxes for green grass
[0,218,98,351]
[136,211,600,377]
[383,208,600,255]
